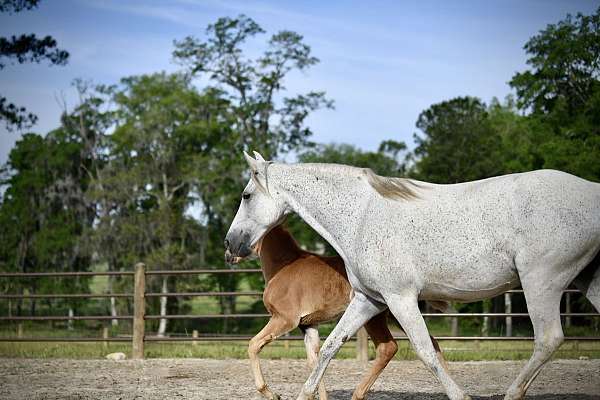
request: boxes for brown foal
[247,225,446,400]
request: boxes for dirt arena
[1,358,598,399]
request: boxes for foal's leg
[351,311,397,400]
[385,292,470,400]
[302,325,328,400]
[296,292,386,400]
[249,316,296,400]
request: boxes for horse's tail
[572,250,600,312]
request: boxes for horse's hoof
[449,391,471,400]
[295,392,314,400]
[504,385,525,400]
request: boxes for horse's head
[224,151,290,264]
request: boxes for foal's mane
[363,168,419,201]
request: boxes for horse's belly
[420,275,520,302]
[418,258,520,302]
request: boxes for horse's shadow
[328,390,600,399]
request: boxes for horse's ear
[243,151,258,172]
[253,151,266,162]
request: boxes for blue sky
[0,0,597,165]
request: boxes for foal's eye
[242,193,251,200]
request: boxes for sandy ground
[0,358,598,399]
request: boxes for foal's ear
[243,151,258,173]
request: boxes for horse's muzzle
[224,232,252,265]
[224,249,243,265]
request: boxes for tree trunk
[505,292,512,337]
[16,287,22,317]
[449,303,459,337]
[30,289,36,316]
[110,296,118,327]
[481,299,490,336]
[68,308,74,331]
[157,276,168,337]
[108,274,119,327]
[218,293,237,333]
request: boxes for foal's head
[224,151,291,264]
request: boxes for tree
[410,96,504,183]
[0,0,69,130]
[510,8,600,118]
[487,96,548,173]
[0,134,49,315]
[510,7,600,181]
[173,14,333,157]
[173,15,333,330]
[55,79,124,325]
[0,128,93,318]
[83,72,239,335]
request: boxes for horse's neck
[259,226,303,282]
[271,163,372,264]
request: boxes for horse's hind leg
[249,315,297,400]
[505,276,565,399]
[301,325,328,400]
[351,311,397,400]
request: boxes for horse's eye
[242,193,251,200]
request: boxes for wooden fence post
[192,330,198,346]
[356,327,369,366]
[17,323,23,338]
[132,262,146,359]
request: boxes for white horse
[224,151,600,400]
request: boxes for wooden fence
[1,263,599,360]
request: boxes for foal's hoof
[265,391,280,400]
[257,386,281,400]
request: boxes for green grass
[1,338,598,361]
[2,318,599,361]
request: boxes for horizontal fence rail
[1,263,598,358]
[0,269,261,278]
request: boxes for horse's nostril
[224,238,230,249]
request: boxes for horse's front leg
[296,292,386,400]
